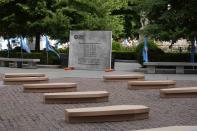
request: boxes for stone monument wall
[69,31,112,70]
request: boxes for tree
[138,0,197,42]
[113,0,141,39]
[0,0,57,51]
[46,0,127,41]
[0,0,127,46]
[0,0,30,38]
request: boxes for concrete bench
[133,126,197,131]
[44,91,109,104]
[144,62,197,74]
[65,105,149,123]
[3,76,48,85]
[4,73,45,78]
[103,74,144,81]
[128,80,176,90]
[160,87,197,98]
[0,57,40,68]
[23,83,77,93]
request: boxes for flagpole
[46,51,49,65]
[190,39,195,63]
[20,37,24,67]
[7,39,10,58]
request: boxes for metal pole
[190,39,195,63]
[21,38,23,66]
[7,39,10,58]
[46,51,49,65]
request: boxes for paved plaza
[0,62,197,131]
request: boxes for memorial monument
[69,31,112,70]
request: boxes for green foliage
[112,40,135,52]
[58,48,69,54]
[139,0,197,41]
[0,51,60,65]
[0,0,126,42]
[113,0,141,38]
[135,40,164,65]
[63,0,126,40]
[158,53,190,62]
[112,41,122,51]
[112,51,136,60]
[141,52,197,63]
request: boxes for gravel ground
[0,77,197,131]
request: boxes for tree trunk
[35,33,40,51]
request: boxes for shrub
[0,51,60,65]
[112,41,122,51]
[112,51,136,60]
[58,48,69,54]
[135,40,164,65]
[157,53,191,62]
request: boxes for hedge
[112,51,136,60]
[153,53,192,62]
[135,40,164,65]
[0,50,196,65]
[0,51,61,65]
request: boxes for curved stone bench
[4,73,45,78]
[128,80,176,90]
[65,105,149,123]
[103,74,144,81]
[133,126,197,131]
[160,87,197,98]
[23,83,77,93]
[3,76,48,85]
[44,91,109,104]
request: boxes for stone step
[23,83,77,93]
[4,73,45,78]
[44,91,109,104]
[3,76,48,85]
[103,74,144,81]
[128,80,176,90]
[133,126,197,131]
[160,87,197,98]
[65,105,149,123]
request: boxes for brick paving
[0,77,197,131]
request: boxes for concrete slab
[133,126,197,131]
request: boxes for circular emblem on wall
[74,35,78,39]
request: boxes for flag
[20,37,31,53]
[190,39,196,63]
[143,36,148,62]
[45,35,60,58]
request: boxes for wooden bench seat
[103,74,144,81]
[160,87,197,98]
[23,83,77,93]
[44,91,109,104]
[4,73,45,78]
[128,80,176,90]
[133,126,197,131]
[65,105,149,123]
[3,76,48,85]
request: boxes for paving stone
[0,77,197,131]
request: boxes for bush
[135,40,164,65]
[112,40,135,52]
[112,51,136,60]
[157,53,191,62]
[58,48,69,54]
[112,41,122,51]
[0,51,61,65]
